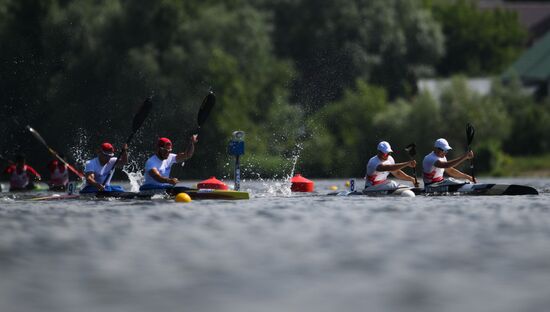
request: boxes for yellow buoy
[175,193,192,203]
[345,181,350,187]
[329,185,338,191]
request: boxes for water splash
[124,170,144,192]
[246,142,304,197]
[122,156,145,192]
[70,128,91,174]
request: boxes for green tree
[0,0,302,178]
[430,0,527,76]
[301,80,388,177]
[264,0,444,107]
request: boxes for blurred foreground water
[0,178,549,312]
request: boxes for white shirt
[84,157,117,187]
[143,153,180,186]
[423,152,446,184]
[366,155,395,186]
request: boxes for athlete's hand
[408,160,416,168]
[465,150,474,159]
[190,134,198,144]
[414,181,420,188]
[168,178,179,185]
[96,184,105,192]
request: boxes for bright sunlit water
[0,178,549,312]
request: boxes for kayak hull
[423,183,538,195]
[328,183,538,197]
[30,188,250,201]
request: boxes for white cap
[377,141,393,154]
[434,138,452,151]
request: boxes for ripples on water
[0,178,549,312]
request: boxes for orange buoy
[290,174,314,192]
[197,176,228,190]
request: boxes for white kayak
[328,183,538,197]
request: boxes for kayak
[142,186,250,200]
[29,187,250,201]
[328,187,417,197]
[8,182,49,192]
[422,183,538,196]
[328,183,538,197]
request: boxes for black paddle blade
[132,97,153,132]
[404,143,417,157]
[197,90,216,128]
[466,123,475,146]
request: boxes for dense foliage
[0,0,547,180]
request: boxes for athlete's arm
[116,144,129,167]
[391,169,418,186]
[377,160,416,172]
[176,135,198,163]
[85,172,105,191]
[434,151,474,169]
[148,168,178,185]
[445,167,474,182]
[26,166,41,180]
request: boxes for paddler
[80,142,128,193]
[139,136,197,191]
[2,154,42,191]
[365,141,418,191]
[47,154,69,191]
[422,138,475,186]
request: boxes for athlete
[3,154,42,191]
[422,138,475,186]
[47,154,70,191]
[81,142,128,193]
[139,135,197,191]
[365,141,418,191]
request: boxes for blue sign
[228,140,244,156]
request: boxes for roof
[503,30,550,83]
[477,1,550,39]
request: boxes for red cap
[101,142,115,155]
[158,137,172,148]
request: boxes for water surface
[0,178,549,312]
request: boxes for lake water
[0,178,549,312]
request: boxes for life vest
[49,162,69,186]
[422,152,445,184]
[7,165,30,189]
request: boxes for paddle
[466,123,476,183]
[27,126,85,179]
[193,90,216,135]
[179,90,216,164]
[404,143,418,186]
[101,97,153,186]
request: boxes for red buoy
[290,174,314,192]
[197,176,228,190]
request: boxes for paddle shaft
[468,145,475,181]
[404,143,418,185]
[100,97,153,186]
[27,126,85,178]
[410,159,418,185]
[466,123,476,182]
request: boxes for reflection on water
[0,178,549,312]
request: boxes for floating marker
[290,174,314,192]
[175,193,192,202]
[197,176,228,190]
